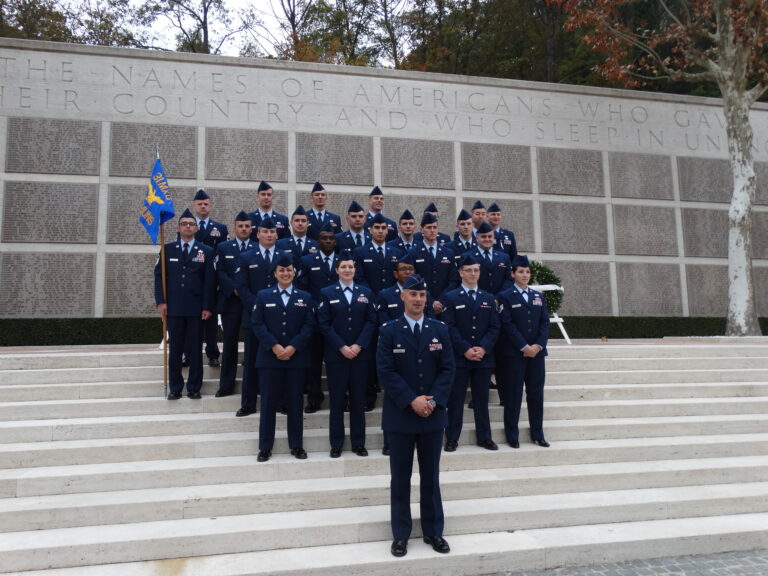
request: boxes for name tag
[330,299,340,304]
[169,258,179,262]
[311,267,320,271]
[388,303,398,308]
[364,259,373,263]
[416,259,425,263]
[225,255,234,259]
[511,304,522,308]
[249,264,259,268]
[266,303,276,308]
[393,349,406,354]
[455,304,465,309]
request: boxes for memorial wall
[0,38,767,319]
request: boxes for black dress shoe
[330,446,342,458]
[187,391,202,399]
[208,358,221,367]
[304,403,319,414]
[352,445,368,457]
[291,448,308,459]
[181,357,189,367]
[444,440,458,452]
[477,439,499,451]
[391,539,408,557]
[364,401,375,412]
[533,439,550,447]
[423,535,450,553]
[509,440,520,449]
[382,445,390,456]
[279,405,288,415]
[236,408,255,417]
[214,390,232,398]
[257,450,271,462]
[499,399,505,406]
[467,400,474,409]
[167,392,182,400]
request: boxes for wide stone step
[0,483,766,573]
[548,356,768,371]
[2,455,767,532]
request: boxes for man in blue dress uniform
[253,254,316,462]
[377,274,455,558]
[413,202,451,245]
[235,216,291,417]
[354,213,402,294]
[470,200,487,234]
[213,211,254,397]
[317,252,377,457]
[440,254,500,451]
[297,222,338,413]
[497,255,550,449]
[155,209,215,400]
[364,186,398,241]
[410,213,458,316]
[306,181,342,240]
[386,209,417,252]
[448,209,477,255]
[487,202,518,260]
[335,200,371,252]
[248,180,290,240]
[468,221,513,295]
[191,189,228,367]
[276,205,319,265]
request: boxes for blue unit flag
[139,158,175,244]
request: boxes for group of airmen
[154,180,550,557]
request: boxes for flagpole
[160,222,168,398]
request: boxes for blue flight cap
[292,205,307,217]
[471,200,486,211]
[370,213,387,225]
[397,252,416,266]
[193,189,209,201]
[312,181,325,193]
[457,209,472,221]
[259,216,276,229]
[424,202,438,213]
[348,200,364,213]
[420,213,438,227]
[488,202,501,213]
[402,274,427,291]
[369,186,383,197]
[336,249,354,264]
[179,208,195,220]
[476,221,494,235]
[319,221,336,233]
[459,254,480,268]
[512,254,531,269]
[400,209,415,222]
[257,180,272,192]
[235,210,250,222]
[274,253,294,268]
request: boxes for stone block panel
[682,208,728,258]
[104,253,157,317]
[108,185,196,245]
[609,152,673,200]
[110,123,197,178]
[540,201,608,254]
[206,128,287,182]
[381,138,454,189]
[462,198,534,253]
[753,212,768,259]
[686,264,728,317]
[613,205,678,256]
[0,252,95,317]
[207,187,280,226]
[461,143,531,193]
[2,182,98,243]
[678,157,731,203]
[617,263,682,316]
[755,267,768,318]
[6,117,100,175]
[545,260,612,316]
[296,133,373,185]
[537,148,603,197]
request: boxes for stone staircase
[0,339,767,575]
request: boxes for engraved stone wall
[296,133,373,185]
[462,198,534,253]
[206,128,288,181]
[678,157,731,203]
[104,253,157,317]
[3,182,99,243]
[0,253,95,317]
[538,148,603,197]
[546,260,612,316]
[540,201,608,254]
[381,138,454,189]
[6,118,100,175]
[682,208,728,258]
[753,212,768,259]
[617,263,682,316]
[324,192,370,223]
[609,152,673,200]
[108,185,196,245]
[686,264,728,317]
[461,143,531,193]
[613,205,678,256]
[110,123,197,178]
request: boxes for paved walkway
[494,549,768,576]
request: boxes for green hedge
[0,316,765,346]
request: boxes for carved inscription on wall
[609,152,673,200]
[540,201,608,254]
[108,185,196,244]
[381,138,454,189]
[104,253,156,317]
[686,264,727,317]
[538,148,603,197]
[613,205,678,256]
[617,263,682,316]
[0,252,95,317]
[3,182,98,243]
[678,157,731,203]
[461,143,531,193]
[296,133,373,185]
[546,260,612,316]
[6,117,100,175]
[110,122,197,178]
[206,128,288,181]
[682,208,728,258]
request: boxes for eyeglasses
[179,221,197,227]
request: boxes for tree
[549,0,767,336]
[69,0,146,47]
[0,0,73,41]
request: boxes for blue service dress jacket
[317,283,377,363]
[440,287,500,368]
[296,252,339,301]
[235,247,291,326]
[353,243,403,294]
[497,287,550,357]
[252,287,316,368]
[467,246,514,295]
[307,209,343,240]
[494,227,518,260]
[195,219,228,249]
[154,241,215,316]
[377,317,455,434]
[408,242,459,300]
[335,230,371,252]
[215,239,251,314]
[374,284,436,326]
[248,210,290,240]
